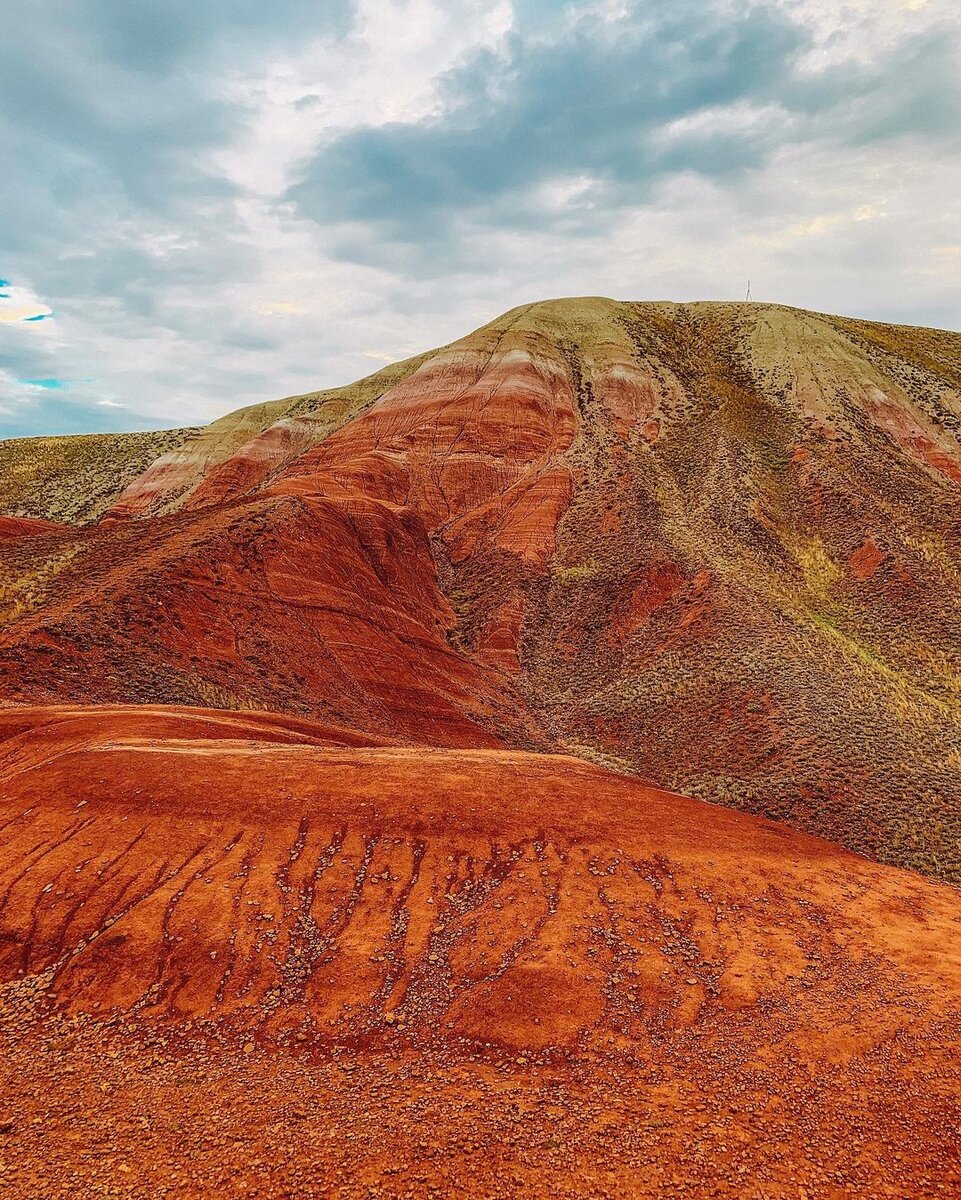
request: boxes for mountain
[2,298,960,880]
[2,297,960,1196]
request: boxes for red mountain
[2,299,960,877]
[1,298,960,1196]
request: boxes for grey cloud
[288,1,961,255]
[0,0,353,274]
[18,0,353,77]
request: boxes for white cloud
[0,281,53,324]
[214,0,513,198]
[784,0,956,65]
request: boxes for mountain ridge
[7,298,959,524]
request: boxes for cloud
[0,281,53,324]
[288,0,960,256]
[0,366,140,437]
[0,0,958,438]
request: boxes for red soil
[865,389,961,487]
[0,515,62,539]
[0,705,958,1196]
[848,537,885,581]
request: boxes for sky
[2,0,959,438]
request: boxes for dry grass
[0,428,198,524]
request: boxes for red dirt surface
[0,705,959,1197]
[0,516,62,540]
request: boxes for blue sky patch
[0,394,169,438]
[19,378,67,390]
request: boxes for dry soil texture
[0,705,958,1198]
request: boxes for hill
[2,298,961,1196]
[0,426,198,524]
[0,704,958,1197]
[2,298,960,880]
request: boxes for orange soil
[0,705,958,1197]
[0,516,63,540]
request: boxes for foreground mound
[0,705,958,1196]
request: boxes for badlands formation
[0,299,959,1197]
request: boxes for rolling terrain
[0,427,198,526]
[0,298,960,1196]
[0,705,958,1197]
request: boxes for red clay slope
[0,515,63,539]
[0,705,959,1197]
[0,492,538,747]
[0,303,573,748]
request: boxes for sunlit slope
[1,703,957,1054]
[2,702,959,1197]
[104,351,435,518]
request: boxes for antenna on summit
[745,280,752,302]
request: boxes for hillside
[0,427,198,524]
[2,297,961,1196]
[1,298,959,880]
[0,704,958,1197]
